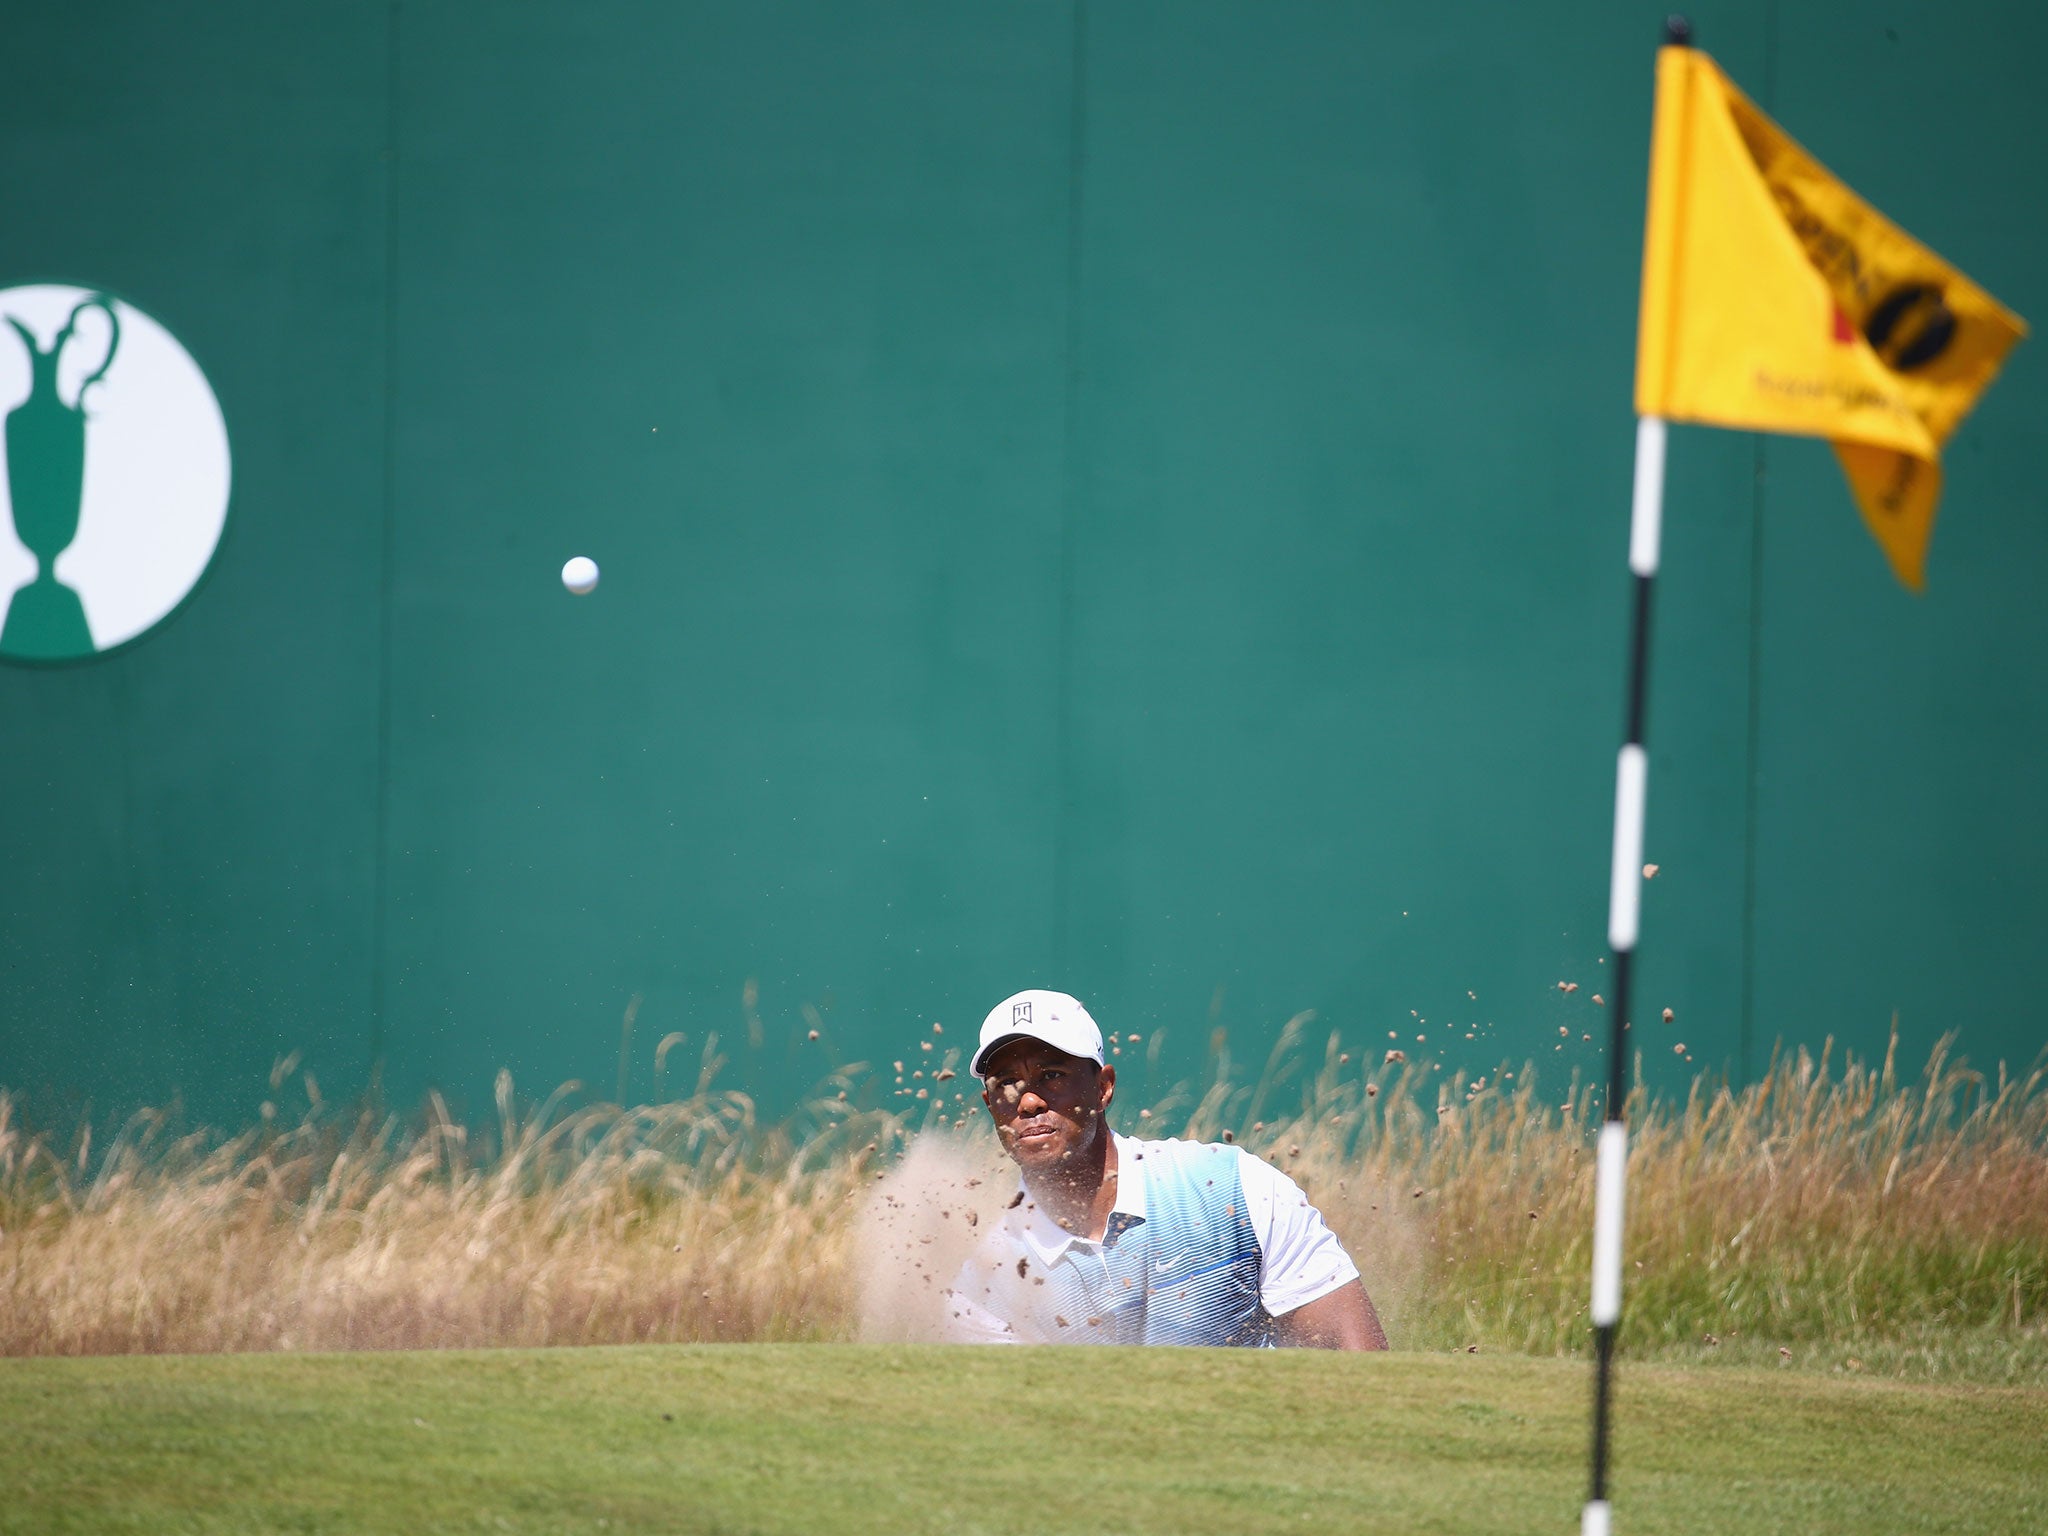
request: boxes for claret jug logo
[0,285,230,662]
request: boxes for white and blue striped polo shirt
[945,1132,1358,1346]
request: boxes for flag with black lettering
[1635,45,2025,587]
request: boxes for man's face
[978,1039,1115,1175]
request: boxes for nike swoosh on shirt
[1153,1253,1189,1273]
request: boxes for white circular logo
[0,284,231,662]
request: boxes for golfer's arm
[1272,1278,1388,1350]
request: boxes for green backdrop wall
[3,1,2044,1129]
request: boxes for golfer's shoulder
[1128,1132,1292,1170]
[1120,1133,1255,1186]
[1130,1134,1311,1207]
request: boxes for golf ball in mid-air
[561,555,600,595]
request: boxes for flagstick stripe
[1623,574,1654,747]
[1608,745,1647,953]
[1582,1498,1613,1536]
[1591,1121,1628,1325]
[1588,1322,1619,1501]
[1629,416,1667,577]
[1603,950,1635,1120]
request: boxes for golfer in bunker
[946,989,1388,1348]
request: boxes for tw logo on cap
[1013,1001,1032,1026]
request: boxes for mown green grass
[2,1345,2043,1535]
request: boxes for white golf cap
[969,989,1106,1079]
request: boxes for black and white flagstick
[1585,24,1691,1530]
[1581,411,1665,1536]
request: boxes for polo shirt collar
[1009,1131,1148,1266]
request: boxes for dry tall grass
[2,1029,2042,1377]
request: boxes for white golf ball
[561,555,600,595]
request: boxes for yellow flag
[1635,45,2025,588]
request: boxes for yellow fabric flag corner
[1635,45,2026,589]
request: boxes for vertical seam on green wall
[368,0,402,1096]
[1052,0,1089,979]
[1739,0,1782,1087]
[1741,438,1765,1087]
